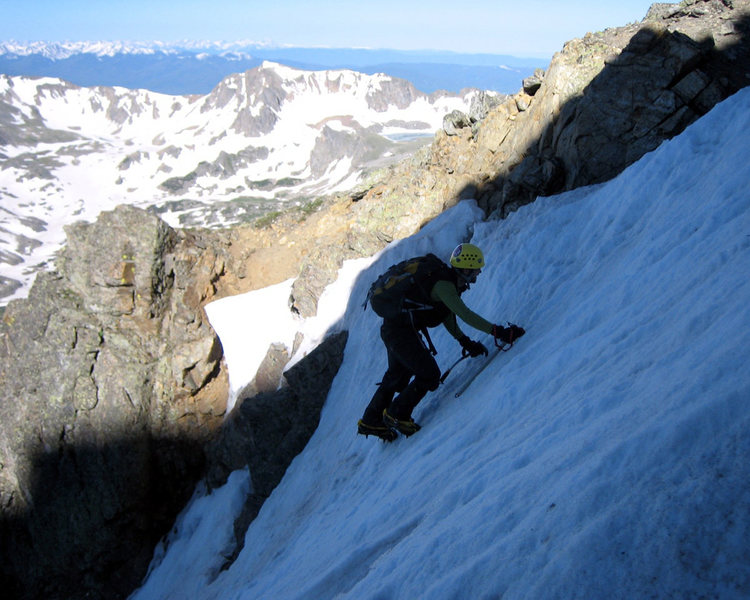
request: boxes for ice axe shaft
[439,351,470,384]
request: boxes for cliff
[0,207,227,598]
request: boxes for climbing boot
[357,419,398,442]
[382,409,421,437]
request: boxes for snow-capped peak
[0,65,477,305]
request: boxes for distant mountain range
[0,41,545,95]
[0,41,544,304]
[0,61,486,304]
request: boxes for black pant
[361,318,441,424]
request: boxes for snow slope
[131,88,750,599]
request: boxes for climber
[357,243,525,441]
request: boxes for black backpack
[365,253,452,319]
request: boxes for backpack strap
[409,254,456,305]
[419,326,438,356]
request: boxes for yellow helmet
[450,243,485,269]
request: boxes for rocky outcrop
[357,0,750,219]
[444,90,506,136]
[0,204,357,599]
[484,0,750,216]
[0,206,228,600]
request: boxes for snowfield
[131,88,750,599]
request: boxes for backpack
[365,253,452,319]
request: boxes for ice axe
[452,325,526,397]
[439,348,471,384]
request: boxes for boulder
[443,109,472,135]
[522,68,545,95]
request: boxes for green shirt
[430,280,494,339]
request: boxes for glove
[459,335,488,357]
[493,323,526,345]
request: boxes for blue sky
[2,0,658,58]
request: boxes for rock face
[358,0,750,218]
[0,206,228,599]
[486,0,750,216]
[0,204,355,598]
